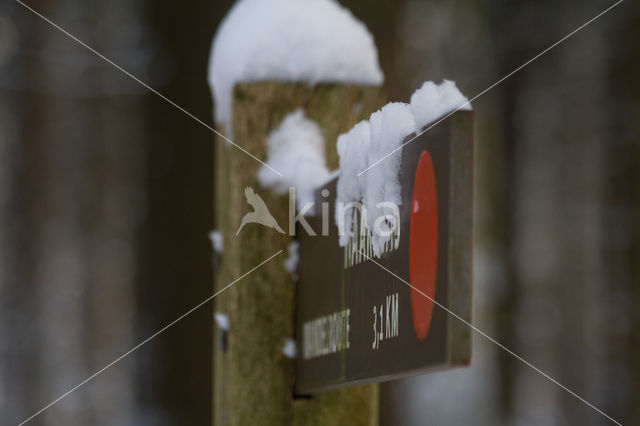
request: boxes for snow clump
[410,80,471,132]
[208,230,224,253]
[335,80,471,257]
[257,110,330,211]
[208,0,384,133]
[283,241,300,280]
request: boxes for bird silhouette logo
[236,186,285,235]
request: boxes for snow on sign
[295,110,474,394]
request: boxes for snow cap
[208,0,384,133]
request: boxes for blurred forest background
[0,0,638,425]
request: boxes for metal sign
[295,111,474,394]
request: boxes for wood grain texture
[213,82,385,426]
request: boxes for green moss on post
[213,82,385,425]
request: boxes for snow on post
[410,80,471,132]
[283,241,300,280]
[335,103,415,256]
[209,2,384,423]
[335,80,471,257]
[207,0,384,134]
[214,312,230,331]
[281,338,297,358]
[257,110,330,211]
[208,230,224,253]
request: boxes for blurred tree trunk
[0,1,149,423]
[603,1,640,422]
[140,0,219,424]
[492,1,640,424]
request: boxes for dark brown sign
[295,111,474,394]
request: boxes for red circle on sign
[409,151,438,341]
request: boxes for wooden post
[213,82,385,425]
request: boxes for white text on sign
[372,293,399,350]
[302,309,351,360]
